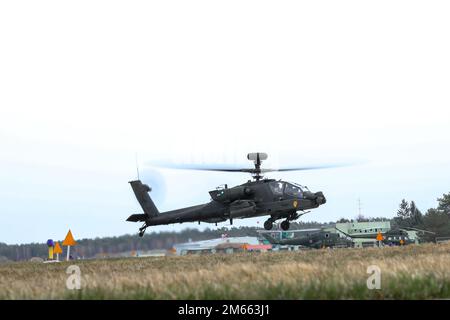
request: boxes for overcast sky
[1,1,449,244]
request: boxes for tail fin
[128,180,159,219]
[261,232,280,244]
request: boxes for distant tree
[397,199,410,219]
[337,218,350,223]
[367,217,388,222]
[417,192,450,241]
[437,193,450,214]
[394,199,413,228]
[409,201,423,226]
[421,208,450,241]
[289,221,322,230]
[356,214,369,222]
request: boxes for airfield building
[331,220,419,246]
[334,221,391,235]
[330,221,391,247]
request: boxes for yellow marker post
[400,239,405,246]
[46,239,54,260]
[62,230,77,261]
[54,242,63,261]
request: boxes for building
[331,221,391,247]
[334,221,391,236]
[243,244,272,252]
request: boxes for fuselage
[141,179,326,226]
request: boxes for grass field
[1,243,449,299]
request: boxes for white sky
[1,1,449,244]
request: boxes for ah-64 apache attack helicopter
[127,152,343,237]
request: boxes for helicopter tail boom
[129,180,160,219]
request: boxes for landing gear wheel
[264,220,273,230]
[138,224,147,238]
[281,220,290,231]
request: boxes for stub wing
[127,214,148,222]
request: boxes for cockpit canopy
[285,183,303,197]
[269,181,303,198]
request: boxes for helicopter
[127,152,337,237]
[260,228,354,249]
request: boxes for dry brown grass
[1,243,449,299]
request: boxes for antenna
[135,152,140,180]
[358,198,362,216]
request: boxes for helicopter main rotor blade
[400,227,436,234]
[334,226,354,239]
[263,163,354,172]
[180,168,257,173]
[147,162,354,173]
[147,162,256,173]
[147,161,359,176]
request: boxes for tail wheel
[138,224,147,238]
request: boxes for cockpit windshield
[269,181,285,195]
[284,183,303,197]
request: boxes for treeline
[391,193,450,242]
[0,227,261,262]
[1,192,449,262]
[0,223,323,262]
[338,193,450,241]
